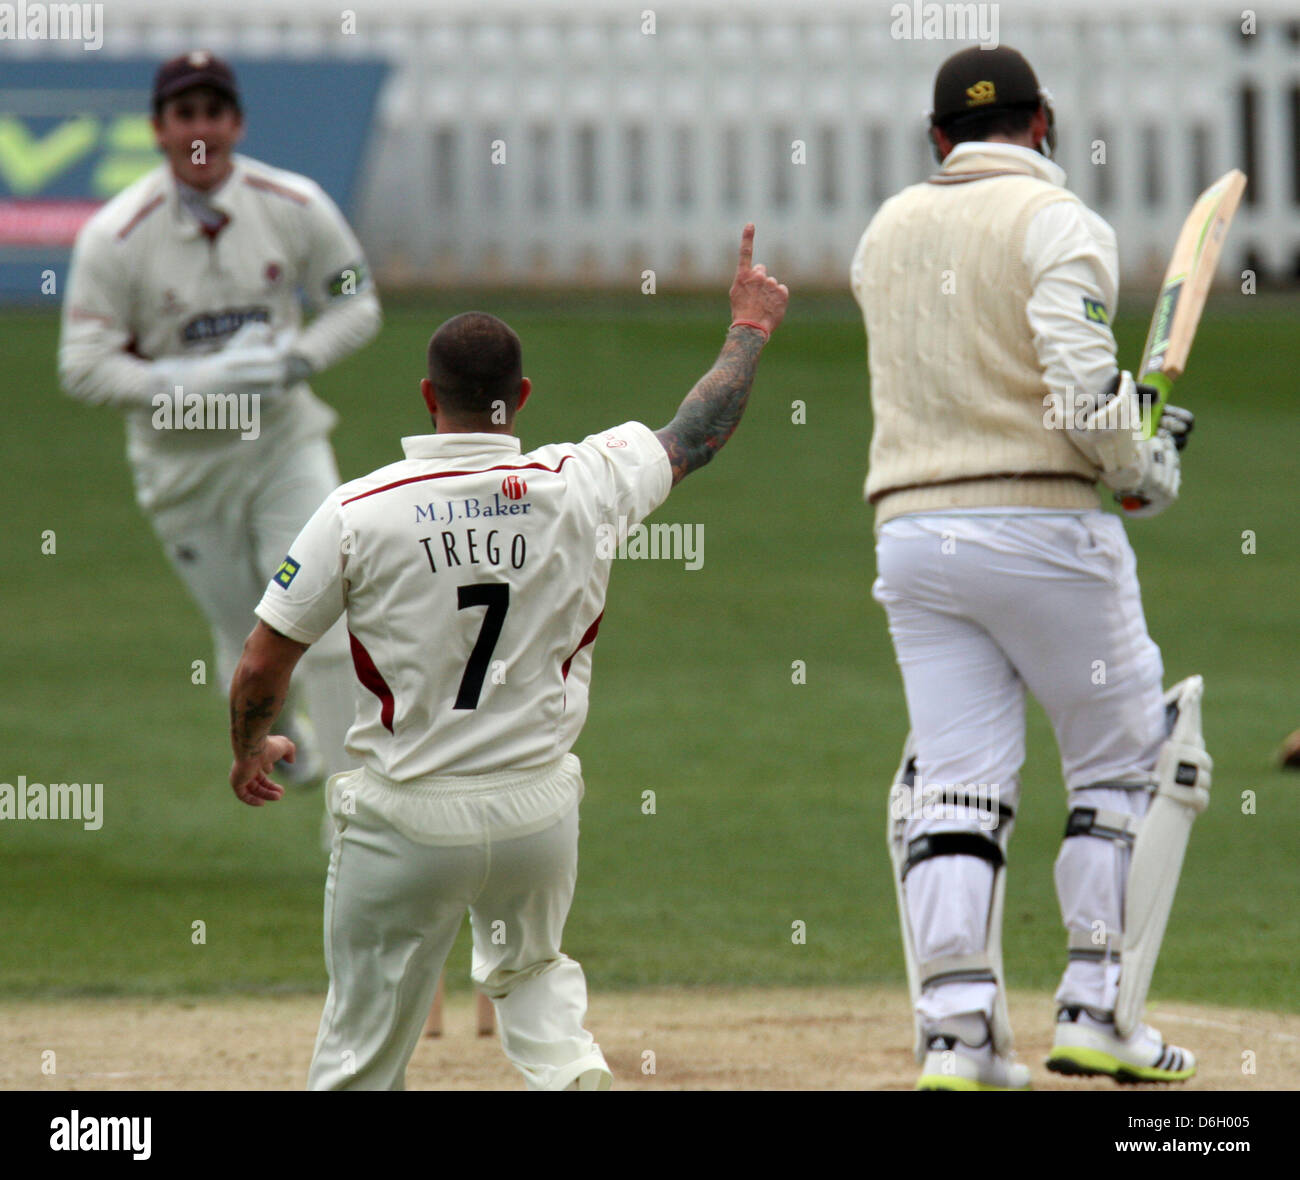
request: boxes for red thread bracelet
[730,320,769,340]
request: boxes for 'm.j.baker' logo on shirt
[414,478,532,526]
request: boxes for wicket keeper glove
[151,321,287,400]
[270,327,316,387]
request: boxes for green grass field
[3,291,1297,1012]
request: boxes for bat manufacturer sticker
[1146,281,1183,367]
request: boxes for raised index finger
[737,223,755,272]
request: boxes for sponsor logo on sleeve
[273,557,300,588]
[1082,296,1110,325]
[327,262,368,299]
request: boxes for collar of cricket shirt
[168,155,243,239]
[940,141,1066,188]
[401,434,524,461]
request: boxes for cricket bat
[1134,168,1247,440]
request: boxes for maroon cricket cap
[152,51,241,114]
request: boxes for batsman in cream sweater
[852,47,1208,1091]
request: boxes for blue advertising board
[0,56,389,302]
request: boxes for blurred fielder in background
[58,51,380,784]
[852,46,1210,1090]
[225,226,787,1090]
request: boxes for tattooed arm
[656,224,789,485]
[228,620,309,806]
[656,326,766,483]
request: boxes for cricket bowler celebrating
[226,227,788,1090]
[59,52,380,783]
[851,47,1209,1091]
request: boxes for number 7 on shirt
[453,583,509,710]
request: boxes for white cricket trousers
[873,511,1167,1031]
[134,430,354,776]
[307,758,611,1091]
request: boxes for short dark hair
[426,312,523,419]
[939,103,1036,146]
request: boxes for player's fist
[229,735,294,807]
[729,224,789,339]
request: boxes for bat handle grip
[1136,371,1173,441]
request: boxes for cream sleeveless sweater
[852,151,1101,526]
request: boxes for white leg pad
[1114,676,1212,1037]
[1055,785,1149,1013]
[888,733,1016,1059]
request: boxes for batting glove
[1113,432,1181,517]
[1157,403,1195,452]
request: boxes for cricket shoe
[915,1015,1031,1091]
[273,711,325,789]
[1046,1006,1196,1084]
[566,1067,613,1091]
[555,1056,613,1091]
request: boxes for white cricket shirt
[255,423,672,782]
[58,153,381,473]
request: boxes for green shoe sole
[1046,1046,1195,1084]
[916,1075,1031,1092]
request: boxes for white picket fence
[45,0,1300,285]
